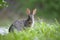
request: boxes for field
[0,19,60,40]
[0,0,60,40]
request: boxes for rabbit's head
[26,8,37,21]
[25,8,37,27]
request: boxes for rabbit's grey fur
[9,8,37,32]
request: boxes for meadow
[0,19,60,40]
[0,0,60,40]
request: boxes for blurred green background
[0,0,60,26]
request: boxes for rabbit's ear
[26,8,30,15]
[33,8,37,15]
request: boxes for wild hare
[9,8,37,32]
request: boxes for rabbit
[9,8,37,32]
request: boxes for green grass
[0,21,60,40]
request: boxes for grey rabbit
[9,8,37,32]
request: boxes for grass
[0,20,60,40]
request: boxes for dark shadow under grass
[0,21,60,40]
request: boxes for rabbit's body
[9,20,25,32]
[9,8,37,32]
[9,18,33,32]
